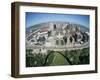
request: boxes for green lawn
[49,52,69,66]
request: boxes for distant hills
[26,21,89,36]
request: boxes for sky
[26,12,90,28]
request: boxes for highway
[26,42,89,51]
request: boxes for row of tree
[26,48,89,67]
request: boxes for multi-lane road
[26,42,89,51]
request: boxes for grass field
[49,52,69,66]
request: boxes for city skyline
[26,12,90,28]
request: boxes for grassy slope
[49,52,69,66]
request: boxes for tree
[79,48,89,64]
[26,51,47,67]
